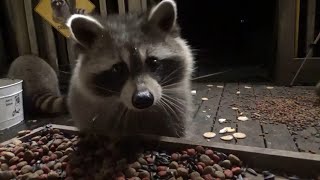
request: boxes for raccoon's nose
[132,90,154,109]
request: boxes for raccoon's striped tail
[31,92,68,114]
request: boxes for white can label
[0,91,24,124]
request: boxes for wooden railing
[0,0,149,90]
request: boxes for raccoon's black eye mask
[92,62,129,96]
[151,58,184,86]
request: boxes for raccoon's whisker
[92,85,119,94]
[162,82,184,88]
[161,99,182,123]
[162,94,186,106]
[160,67,184,85]
[157,101,170,118]
[159,99,180,121]
[161,97,184,115]
[162,87,184,92]
[163,98,184,114]
[161,77,179,87]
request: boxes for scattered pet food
[226,127,236,133]
[218,118,226,123]
[253,113,261,117]
[233,132,247,139]
[237,116,249,121]
[0,125,306,179]
[219,128,228,134]
[255,94,320,131]
[203,132,216,138]
[220,135,234,141]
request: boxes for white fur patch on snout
[120,75,162,110]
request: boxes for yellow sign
[35,0,95,38]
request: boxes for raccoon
[7,55,68,115]
[51,0,72,24]
[66,0,194,137]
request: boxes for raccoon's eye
[146,57,160,71]
[111,63,125,73]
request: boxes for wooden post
[6,0,31,55]
[294,0,300,57]
[274,0,296,84]
[0,26,6,75]
[141,0,147,12]
[117,0,126,15]
[42,20,59,74]
[128,0,142,13]
[99,0,107,17]
[24,0,39,55]
[66,40,76,70]
[305,0,316,56]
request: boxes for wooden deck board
[192,83,209,106]
[186,83,222,142]
[213,83,237,144]
[263,124,298,151]
[280,87,320,154]
[237,83,265,148]
[259,85,299,151]
[295,128,320,154]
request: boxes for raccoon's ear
[148,0,177,33]
[66,14,104,48]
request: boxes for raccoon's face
[51,0,66,7]
[67,0,193,110]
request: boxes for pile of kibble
[0,125,265,180]
[255,95,320,131]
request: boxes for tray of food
[0,124,319,180]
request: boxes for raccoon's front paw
[74,8,86,15]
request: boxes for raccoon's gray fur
[66,0,194,137]
[7,55,68,114]
[316,81,320,97]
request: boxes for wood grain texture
[186,83,223,143]
[275,0,296,84]
[8,0,31,55]
[117,0,126,15]
[66,39,76,70]
[236,83,264,147]
[263,123,298,151]
[42,20,59,73]
[305,0,316,55]
[99,0,108,16]
[128,0,142,13]
[256,85,298,151]
[141,0,147,11]
[213,83,237,144]
[24,0,39,55]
